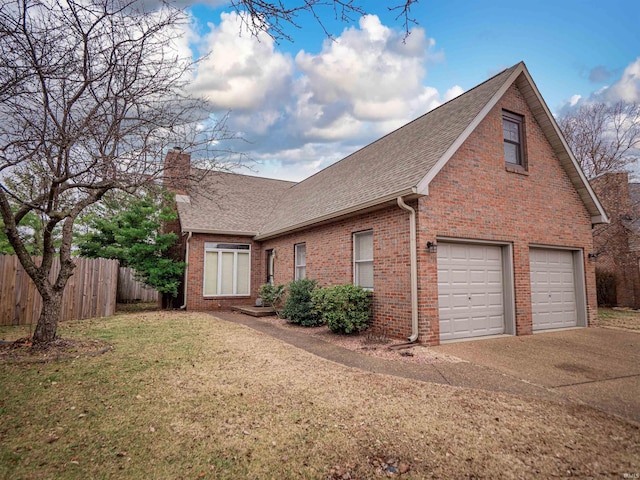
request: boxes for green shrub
[258,283,286,317]
[312,284,372,334]
[281,279,324,326]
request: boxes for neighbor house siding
[416,83,596,345]
[259,204,414,340]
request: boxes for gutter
[180,231,192,310]
[397,196,419,342]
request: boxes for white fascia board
[416,65,525,195]
[255,188,418,241]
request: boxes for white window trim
[294,243,306,280]
[203,243,251,297]
[353,231,373,290]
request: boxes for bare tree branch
[558,101,640,178]
[0,0,239,343]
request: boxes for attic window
[503,111,526,168]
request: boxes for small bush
[258,283,286,317]
[281,279,324,327]
[312,284,372,334]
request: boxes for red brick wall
[259,205,414,340]
[590,173,640,307]
[416,83,597,344]
[182,83,597,346]
[185,234,260,311]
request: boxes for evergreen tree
[78,192,184,298]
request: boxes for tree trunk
[32,294,63,345]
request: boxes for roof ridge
[276,62,522,191]
[190,166,297,186]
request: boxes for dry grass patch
[597,308,640,331]
[0,311,638,479]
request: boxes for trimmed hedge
[281,279,324,326]
[312,284,372,334]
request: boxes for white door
[530,248,577,330]
[438,243,505,341]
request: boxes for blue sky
[176,0,640,181]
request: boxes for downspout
[397,197,419,342]
[180,231,192,309]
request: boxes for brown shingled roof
[177,62,608,237]
[256,63,521,238]
[176,170,295,234]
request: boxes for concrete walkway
[213,312,640,423]
[212,311,564,403]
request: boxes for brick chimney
[163,147,191,195]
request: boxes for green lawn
[0,311,638,479]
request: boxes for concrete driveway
[434,327,640,423]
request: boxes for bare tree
[0,0,231,344]
[230,0,420,41]
[558,101,640,178]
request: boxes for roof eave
[255,188,420,241]
[181,227,258,237]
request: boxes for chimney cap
[171,146,183,152]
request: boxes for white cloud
[189,12,294,112]
[604,57,640,103]
[560,57,640,113]
[185,12,455,181]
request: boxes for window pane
[296,266,306,280]
[356,261,374,289]
[236,252,250,295]
[296,244,306,266]
[204,252,218,295]
[503,119,519,142]
[356,232,373,260]
[504,142,520,164]
[220,252,234,295]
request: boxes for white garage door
[530,248,577,330]
[438,243,505,341]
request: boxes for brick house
[167,62,608,345]
[590,172,640,307]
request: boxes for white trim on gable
[415,62,609,226]
[416,65,523,196]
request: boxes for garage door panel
[530,248,578,330]
[438,243,505,341]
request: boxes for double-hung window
[204,243,250,296]
[294,243,306,280]
[503,111,525,168]
[353,231,373,290]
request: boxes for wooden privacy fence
[117,267,158,303]
[0,255,119,326]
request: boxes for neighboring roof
[178,62,608,238]
[175,170,295,235]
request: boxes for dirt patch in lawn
[0,337,112,364]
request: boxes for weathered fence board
[0,255,119,326]
[117,267,158,303]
